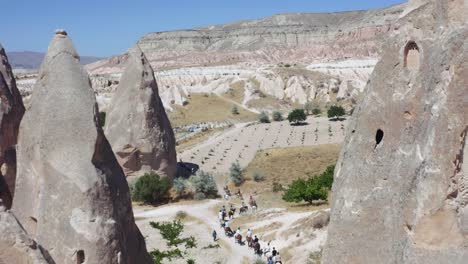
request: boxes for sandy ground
[179,116,347,175]
[134,198,328,264]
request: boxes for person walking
[212,230,217,241]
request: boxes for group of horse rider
[214,193,283,263]
[223,186,258,213]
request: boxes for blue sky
[1,0,406,57]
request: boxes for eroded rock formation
[0,207,50,264]
[323,0,467,263]
[105,46,176,179]
[12,30,152,264]
[0,44,25,209]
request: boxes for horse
[239,206,248,214]
[224,226,234,237]
[252,241,261,255]
[234,234,242,244]
[228,208,236,219]
[249,200,257,213]
[246,236,253,248]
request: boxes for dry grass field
[232,144,341,210]
[168,93,257,127]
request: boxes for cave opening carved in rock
[404,41,420,70]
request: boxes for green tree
[272,111,283,121]
[258,111,270,123]
[282,165,335,204]
[231,104,239,115]
[287,109,307,124]
[189,170,218,199]
[133,172,171,204]
[229,161,244,186]
[149,220,197,264]
[282,178,307,203]
[327,105,346,120]
[316,165,335,189]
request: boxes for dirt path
[134,200,255,264]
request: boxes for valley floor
[135,115,347,263]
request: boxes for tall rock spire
[12,30,152,264]
[0,43,25,209]
[323,1,467,263]
[105,45,177,180]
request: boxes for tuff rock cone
[12,30,153,264]
[105,45,177,180]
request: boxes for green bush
[232,104,239,115]
[258,111,270,123]
[229,162,244,186]
[316,165,335,190]
[327,105,346,120]
[189,170,218,199]
[272,111,283,121]
[288,109,307,124]
[252,171,265,182]
[312,108,322,116]
[133,172,171,204]
[173,178,187,197]
[282,165,335,204]
[149,220,197,264]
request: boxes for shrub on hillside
[231,104,239,115]
[312,108,322,116]
[229,161,244,186]
[272,181,284,192]
[258,111,270,123]
[173,177,187,197]
[272,111,283,121]
[133,172,171,204]
[252,171,265,182]
[287,109,307,124]
[327,105,346,120]
[189,170,218,199]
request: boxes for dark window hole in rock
[375,129,384,148]
[77,250,85,264]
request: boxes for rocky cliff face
[12,30,152,264]
[323,0,467,263]
[0,208,50,264]
[0,44,25,209]
[105,46,177,179]
[81,4,405,112]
